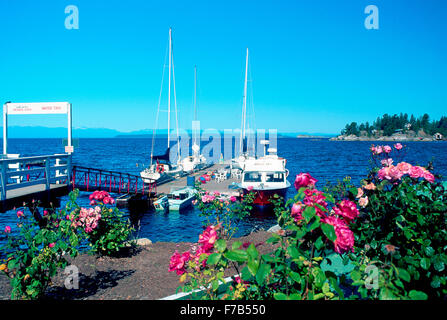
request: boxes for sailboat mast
[240,48,249,154]
[167,28,172,148]
[193,65,198,146]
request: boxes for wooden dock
[156,163,241,196]
[0,154,72,213]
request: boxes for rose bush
[1,189,134,299]
[170,144,446,300]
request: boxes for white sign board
[6,102,69,115]
[65,145,74,153]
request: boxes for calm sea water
[1,138,446,244]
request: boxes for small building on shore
[433,132,444,140]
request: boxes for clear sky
[0,0,446,134]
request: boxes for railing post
[67,155,72,188]
[45,157,50,191]
[1,161,6,200]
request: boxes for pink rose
[16,210,24,218]
[374,146,383,155]
[423,171,435,183]
[43,210,49,216]
[363,182,376,190]
[396,162,412,175]
[247,186,254,191]
[230,196,237,202]
[356,188,364,199]
[294,173,318,191]
[198,225,219,251]
[323,216,355,254]
[383,145,392,154]
[4,226,11,233]
[333,200,359,223]
[389,166,404,180]
[409,166,425,179]
[381,158,393,167]
[168,251,191,275]
[358,196,369,208]
[291,202,305,222]
[394,143,403,150]
[49,243,55,248]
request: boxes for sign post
[2,102,73,155]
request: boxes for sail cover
[152,147,171,163]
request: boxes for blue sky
[0,0,446,134]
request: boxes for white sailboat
[181,65,208,172]
[232,48,256,171]
[141,28,184,184]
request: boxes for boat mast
[239,48,249,154]
[167,28,172,149]
[193,65,198,147]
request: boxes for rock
[267,224,282,233]
[136,238,152,246]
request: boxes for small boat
[153,194,169,212]
[166,186,197,211]
[239,141,290,208]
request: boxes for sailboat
[141,28,184,184]
[232,48,256,171]
[181,65,208,172]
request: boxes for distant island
[331,113,447,141]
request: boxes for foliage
[0,189,134,299]
[68,190,134,256]
[341,113,447,137]
[194,182,255,239]
[0,193,82,299]
[170,144,446,300]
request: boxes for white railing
[0,154,72,201]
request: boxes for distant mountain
[0,126,122,138]
[0,126,337,139]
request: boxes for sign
[65,146,74,153]
[6,102,69,115]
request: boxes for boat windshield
[243,172,262,182]
[265,172,285,183]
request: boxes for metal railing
[0,154,72,200]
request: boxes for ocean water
[1,137,446,244]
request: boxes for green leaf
[214,239,227,252]
[247,259,259,276]
[424,246,435,257]
[231,241,243,250]
[397,268,411,282]
[207,253,221,265]
[274,292,288,300]
[287,246,300,259]
[289,271,301,284]
[246,243,259,259]
[255,263,271,285]
[302,206,316,223]
[409,290,428,300]
[315,236,324,250]
[288,293,302,300]
[321,223,337,242]
[350,270,362,282]
[420,258,431,270]
[224,249,248,263]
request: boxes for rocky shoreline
[330,131,445,142]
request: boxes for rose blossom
[422,170,435,183]
[396,162,412,175]
[294,173,318,191]
[381,158,394,167]
[333,200,359,223]
[4,226,11,233]
[291,202,305,222]
[16,210,24,218]
[356,188,364,199]
[363,182,376,191]
[409,166,425,179]
[229,196,237,202]
[383,145,392,154]
[168,250,191,275]
[323,216,355,254]
[358,196,369,208]
[394,143,403,150]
